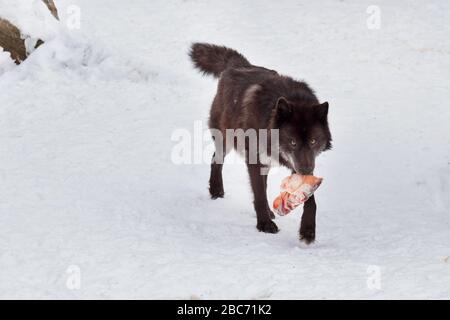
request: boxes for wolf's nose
[298,167,314,175]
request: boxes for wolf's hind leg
[209,153,224,199]
[209,137,226,199]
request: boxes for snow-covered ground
[1,0,449,299]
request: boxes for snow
[0,48,15,73]
[0,0,60,38]
[1,0,449,299]
[0,0,61,59]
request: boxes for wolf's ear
[315,101,329,120]
[276,97,292,120]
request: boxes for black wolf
[189,43,332,243]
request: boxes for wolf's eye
[310,138,316,145]
[290,139,296,147]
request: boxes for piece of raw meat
[273,174,323,216]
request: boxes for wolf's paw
[209,186,224,199]
[267,209,276,220]
[257,220,279,234]
[299,229,315,244]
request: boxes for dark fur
[189,43,332,243]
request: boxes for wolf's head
[275,97,332,174]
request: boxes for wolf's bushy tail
[189,43,251,78]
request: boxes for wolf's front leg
[247,164,279,233]
[299,194,316,244]
[262,172,275,220]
